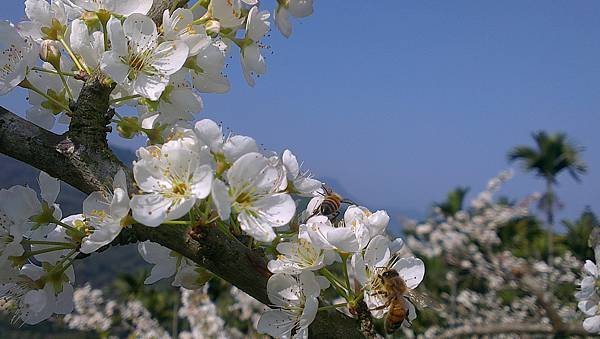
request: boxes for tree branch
[438,322,590,338]
[0,107,365,337]
[0,1,369,335]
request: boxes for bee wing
[405,289,444,311]
[387,253,402,268]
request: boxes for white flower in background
[268,238,338,274]
[1,263,74,325]
[20,0,74,41]
[300,215,359,253]
[80,170,130,254]
[576,260,600,333]
[0,172,62,237]
[70,0,153,16]
[211,152,294,242]
[209,0,244,28]
[191,41,230,93]
[139,70,203,126]
[0,205,25,266]
[163,8,211,57]
[257,271,320,339]
[241,7,270,87]
[138,241,207,289]
[101,14,189,101]
[194,119,258,163]
[0,21,37,96]
[69,19,105,70]
[26,63,82,129]
[282,149,321,196]
[275,0,314,38]
[131,140,213,226]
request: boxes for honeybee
[370,256,442,334]
[310,185,354,221]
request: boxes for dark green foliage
[434,186,470,217]
[562,207,599,260]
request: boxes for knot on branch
[68,72,115,145]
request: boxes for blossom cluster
[402,172,584,338]
[0,0,313,135]
[0,1,434,335]
[63,282,265,338]
[576,254,600,332]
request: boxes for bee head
[381,269,399,279]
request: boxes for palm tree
[508,131,587,262]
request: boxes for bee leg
[369,305,388,311]
[369,291,387,296]
[328,210,340,221]
[369,299,392,311]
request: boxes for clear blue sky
[1,1,599,229]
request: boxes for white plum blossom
[69,19,105,70]
[139,70,203,126]
[241,7,270,86]
[300,215,359,253]
[80,169,130,254]
[138,241,207,289]
[70,0,153,16]
[268,238,338,274]
[101,14,189,101]
[0,21,37,95]
[194,118,259,163]
[20,0,77,41]
[282,150,321,196]
[209,0,245,28]
[162,8,211,57]
[257,271,320,339]
[0,263,74,325]
[191,41,230,93]
[131,140,213,226]
[0,204,25,267]
[576,260,600,333]
[0,172,62,237]
[211,152,295,242]
[275,0,314,38]
[353,236,423,325]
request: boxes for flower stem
[57,68,73,100]
[320,268,348,298]
[161,220,192,225]
[109,94,140,105]
[341,253,353,297]
[55,250,78,275]
[317,302,348,312]
[32,67,77,77]
[21,79,72,114]
[25,246,74,258]
[59,37,90,74]
[22,239,74,247]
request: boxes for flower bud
[39,40,61,69]
[117,117,141,139]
